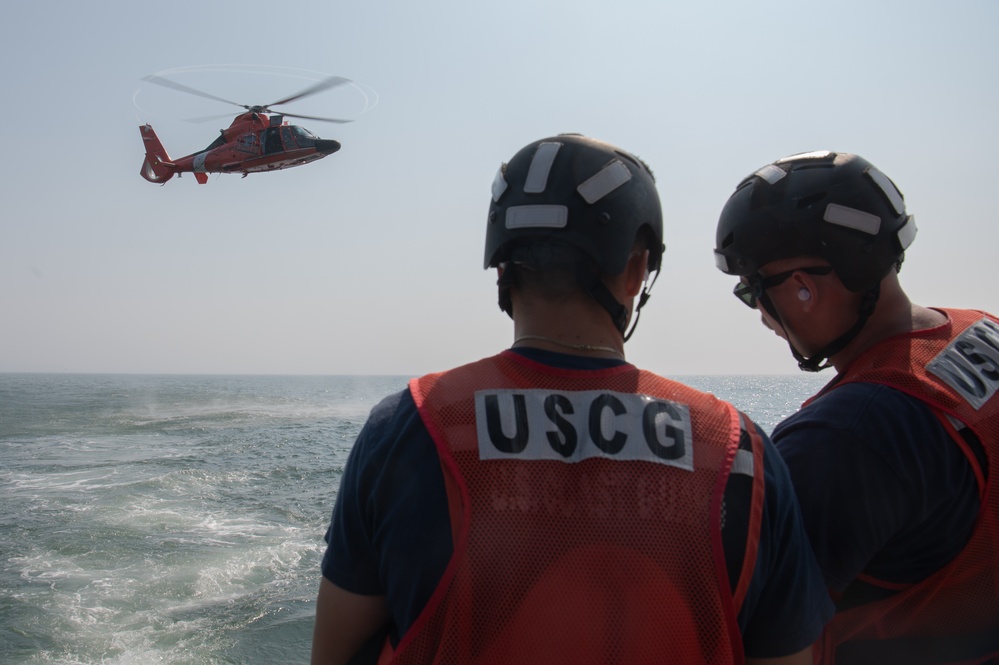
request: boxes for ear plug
[798,288,811,301]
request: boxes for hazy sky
[2,0,996,376]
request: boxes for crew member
[714,150,999,664]
[312,135,833,664]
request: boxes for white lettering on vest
[475,389,694,471]
[927,318,999,410]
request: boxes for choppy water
[0,371,827,664]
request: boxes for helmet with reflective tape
[486,134,664,275]
[714,151,917,292]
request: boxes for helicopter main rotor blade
[142,74,245,109]
[279,111,355,124]
[184,112,243,124]
[267,75,352,107]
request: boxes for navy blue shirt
[772,380,981,606]
[323,349,833,659]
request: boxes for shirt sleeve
[321,388,453,639]
[738,422,835,658]
[321,390,407,594]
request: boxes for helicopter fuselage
[140,112,341,184]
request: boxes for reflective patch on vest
[927,318,999,410]
[731,448,754,477]
[474,389,694,470]
[946,414,968,431]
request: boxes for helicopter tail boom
[139,124,176,183]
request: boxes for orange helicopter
[139,74,352,184]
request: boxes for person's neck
[512,333,625,359]
[830,290,945,372]
[512,305,627,360]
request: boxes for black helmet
[486,134,664,275]
[714,151,917,292]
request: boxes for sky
[1,0,997,376]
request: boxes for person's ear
[789,271,819,312]
[623,250,649,298]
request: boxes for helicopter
[138,73,353,184]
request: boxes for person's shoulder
[366,387,416,423]
[774,380,956,474]
[354,387,426,455]
[347,386,440,490]
[942,306,998,319]
[780,381,932,432]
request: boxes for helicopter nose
[315,139,341,155]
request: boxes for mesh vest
[810,309,999,665]
[384,351,761,665]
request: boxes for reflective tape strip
[491,167,508,202]
[824,203,881,235]
[577,160,632,204]
[897,216,917,249]
[732,413,755,477]
[946,414,968,431]
[714,251,730,272]
[193,152,208,173]
[506,204,568,229]
[867,167,906,215]
[731,448,755,477]
[776,150,833,163]
[524,142,561,193]
[755,164,786,184]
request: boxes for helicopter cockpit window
[280,126,298,150]
[292,126,318,147]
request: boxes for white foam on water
[9,509,323,664]
[0,374,462,662]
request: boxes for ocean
[1,371,828,664]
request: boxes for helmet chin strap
[574,263,629,335]
[623,268,658,342]
[574,264,658,342]
[760,285,881,372]
[497,264,516,318]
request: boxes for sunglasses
[733,266,833,308]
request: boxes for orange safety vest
[381,350,763,665]
[811,309,999,665]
